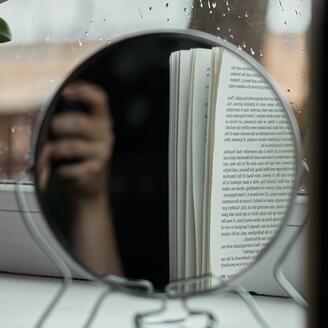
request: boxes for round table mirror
[32,29,301,297]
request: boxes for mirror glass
[33,31,299,294]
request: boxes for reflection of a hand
[38,81,122,276]
[49,81,114,197]
[36,144,52,192]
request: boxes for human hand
[48,81,114,198]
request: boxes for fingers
[55,158,108,196]
[48,138,111,192]
[49,139,110,162]
[46,81,114,196]
[36,144,52,191]
[51,112,112,140]
[52,81,114,141]
[56,159,104,180]
[61,81,111,119]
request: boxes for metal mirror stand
[13,29,307,328]
[15,169,307,328]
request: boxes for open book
[169,47,295,282]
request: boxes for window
[0,0,311,180]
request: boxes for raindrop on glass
[139,8,143,19]
[259,49,264,57]
[166,2,169,8]
[103,18,107,22]
[299,185,306,193]
[16,54,21,59]
[212,2,217,8]
[49,77,55,83]
[78,39,83,47]
[229,34,234,39]
[216,26,221,31]
[279,0,284,11]
[242,42,247,48]
[245,12,248,18]
[287,89,291,93]
[222,12,226,16]
[149,6,152,10]
[250,48,255,56]
[209,10,213,14]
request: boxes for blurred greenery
[0,17,11,43]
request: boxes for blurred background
[0,0,311,180]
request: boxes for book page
[185,50,196,278]
[168,52,179,279]
[209,50,296,280]
[190,49,212,277]
[203,47,223,275]
[176,50,192,279]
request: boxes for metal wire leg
[104,274,154,294]
[273,219,308,308]
[134,295,217,328]
[15,174,72,328]
[181,298,218,328]
[166,274,271,328]
[83,273,156,328]
[134,275,219,328]
[227,285,271,328]
[134,294,169,328]
[273,159,309,308]
[82,285,113,328]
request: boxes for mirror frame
[30,28,303,299]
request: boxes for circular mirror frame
[31,28,303,299]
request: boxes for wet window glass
[0,0,311,180]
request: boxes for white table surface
[0,273,307,328]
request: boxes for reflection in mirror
[33,32,299,294]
